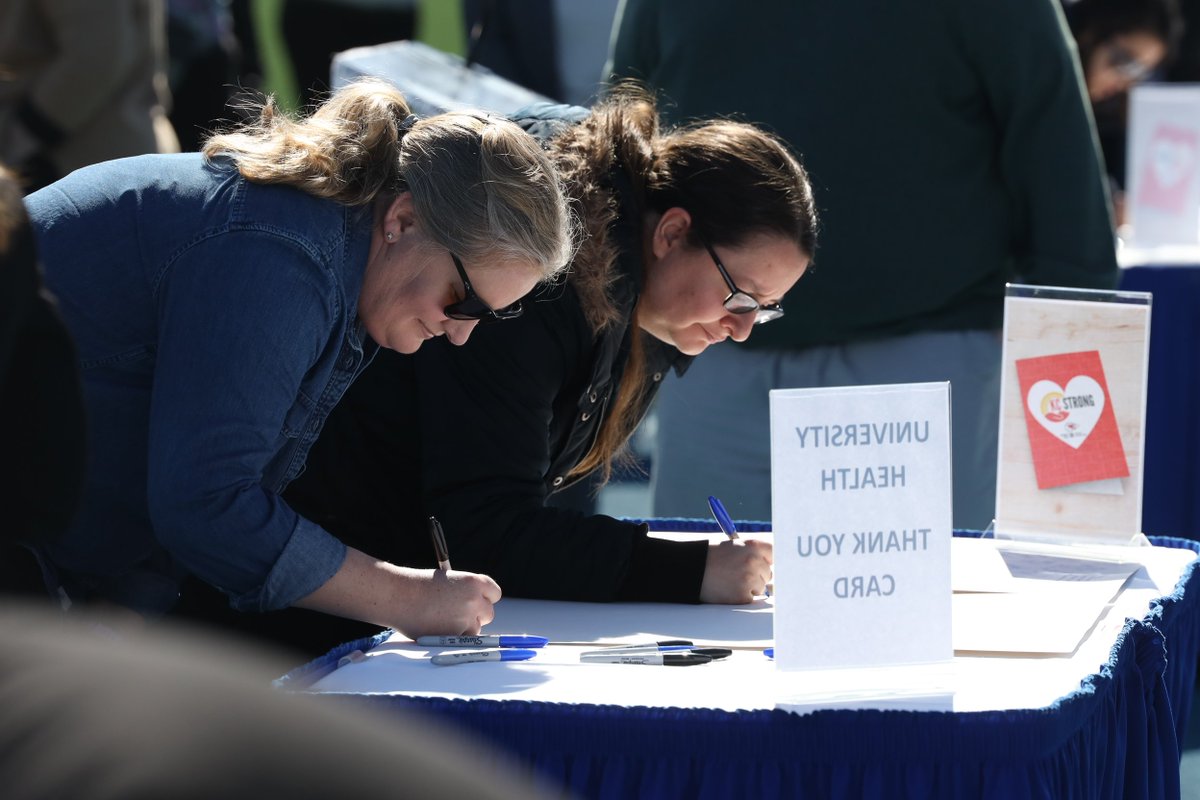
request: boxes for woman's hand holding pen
[698,539,773,604]
[393,567,502,639]
[378,515,502,638]
[292,546,501,638]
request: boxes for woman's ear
[650,207,693,259]
[381,192,420,238]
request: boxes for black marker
[428,516,451,571]
[579,652,713,666]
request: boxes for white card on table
[769,383,953,671]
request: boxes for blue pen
[709,495,772,597]
[764,647,774,659]
[430,648,538,666]
[417,634,549,648]
[707,495,739,540]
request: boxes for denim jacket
[26,153,377,613]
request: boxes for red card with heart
[1014,350,1129,489]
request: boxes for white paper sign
[1126,84,1200,248]
[770,383,953,671]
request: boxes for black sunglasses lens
[445,297,486,321]
[444,299,524,324]
[445,253,524,323]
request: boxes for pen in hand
[708,495,772,597]
[707,495,739,540]
[428,515,451,571]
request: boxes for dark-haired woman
[287,87,817,607]
[1063,0,1185,223]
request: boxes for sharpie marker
[428,516,452,571]
[688,647,733,661]
[430,649,538,666]
[580,653,713,666]
[417,635,549,648]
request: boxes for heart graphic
[1151,135,1197,190]
[1025,376,1105,449]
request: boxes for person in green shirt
[607,0,1119,530]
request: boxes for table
[278,531,1200,800]
[1117,262,1200,542]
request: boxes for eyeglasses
[444,253,524,324]
[1104,43,1157,82]
[700,238,784,325]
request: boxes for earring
[385,231,395,242]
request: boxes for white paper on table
[954,591,1107,654]
[951,537,1016,593]
[300,544,1194,715]
[951,542,1142,654]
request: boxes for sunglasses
[444,253,524,324]
[699,238,784,325]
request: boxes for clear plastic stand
[992,284,1153,552]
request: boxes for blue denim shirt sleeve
[146,230,348,612]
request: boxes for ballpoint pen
[428,515,451,571]
[709,495,773,597]
[707,495,739,540]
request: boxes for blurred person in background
[1063,0,1186,225]
[0,0,179,193]
[166,0,255,151]
[0,161,85,595]
[282,0,417,109]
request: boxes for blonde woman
[23,79,575,639]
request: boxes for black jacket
[285,105,706,602]
[1,204,86,548]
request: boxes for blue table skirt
[1118,266,1200,542]
[279,531,1200,800]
